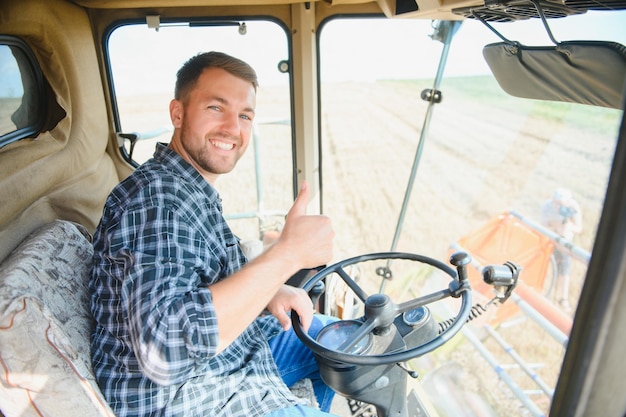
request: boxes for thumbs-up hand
[277,182,334,271]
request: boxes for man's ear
[170,99,183,128]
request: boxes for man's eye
[240,114,252,121]
[208,105,221,111]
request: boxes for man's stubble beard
[179,120,241,175]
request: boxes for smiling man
[169,63,256,182]
[89,52,338,417]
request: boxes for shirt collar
[153,142,220,204]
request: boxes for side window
[0,37,46,147]
[106,19,293,242]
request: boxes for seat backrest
[0,220,114,417]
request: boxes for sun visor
[483,41,626,109]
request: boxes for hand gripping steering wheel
[292,251,473,366]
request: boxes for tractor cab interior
[0,0,625,416]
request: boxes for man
[540,188,583,312]
[90,51,337,417]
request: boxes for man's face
[170,67,256,184]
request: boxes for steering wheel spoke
[396,288,454,314]
[337,317,377,353]
[335,265,369,302]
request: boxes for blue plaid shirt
[89,143,297,417]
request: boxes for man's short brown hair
[175,51,258,102]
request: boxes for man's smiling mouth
[210,139,235,151]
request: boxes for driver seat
[0,220,115,417]
[0,220,319,417]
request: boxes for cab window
[106,19,293,242]
[0,37,46,147]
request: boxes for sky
[0,45,25,96]
[319,11,626,81]
[104,10,626,94]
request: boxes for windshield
[319,13,624,417]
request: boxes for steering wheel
[292,251,473,366]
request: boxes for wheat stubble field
[122,76,621,416]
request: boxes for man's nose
[220,111,241,135]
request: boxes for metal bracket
[420,88,442,103]
[146,15,160,32]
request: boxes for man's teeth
[211,140,234,150]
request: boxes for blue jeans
[269,315,337,415]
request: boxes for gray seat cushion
[0,220,114,417]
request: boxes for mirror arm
[470,9,517,45]
[530,0,560,45]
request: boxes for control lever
[449,251,472,297]
[396,363,419,379]
[482,261,521,304]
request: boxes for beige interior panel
[0,0,121,262]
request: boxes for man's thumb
[287,181,309,219]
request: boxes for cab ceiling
[69,0,626,21]
[73,0,316,6]
[69,0,481,20]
